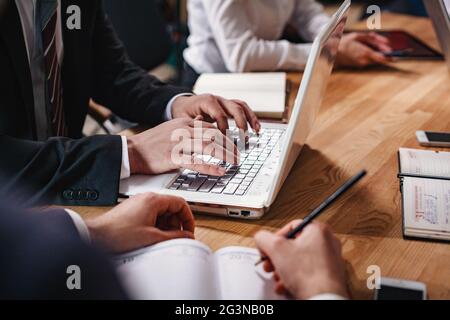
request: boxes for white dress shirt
[184,0,331,74]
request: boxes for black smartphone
[374,278,427,300]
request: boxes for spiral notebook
[398,148,450,241]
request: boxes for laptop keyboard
[168,128,285,196]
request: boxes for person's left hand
[85,193,195,253]
[171,94,261,135]
[336,32,392,68]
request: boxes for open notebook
[194,73,287,119]
[398,148,450,241]
[115,239,285,300]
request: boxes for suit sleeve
[0,134,122,206]
[90,3,191,127]
[0,202,127,299]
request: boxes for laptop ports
[227,209,253,218]
[241,210,251,217]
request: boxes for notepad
[398,148,450,241]
[194,73,287,119]
[115,239,286,300]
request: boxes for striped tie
[40,0,67,136]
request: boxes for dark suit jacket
[0,200,127,299]
[0,0,188,206]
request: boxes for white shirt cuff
[309,293,347,300]
[65,209,91,243]
[164,93,194,120]
[120,136,131,180]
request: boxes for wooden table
[73,13,450,299]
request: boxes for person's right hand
[127,118,238,176]
[336,32,392,68]
[254,221,349,300]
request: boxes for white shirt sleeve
[120,136,131,180]
[200,0,314,72]
[65,209,91,243]
[309,293,347,300]
[290,0,331,42]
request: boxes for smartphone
[416,131,450,147]
[374,277,427,300]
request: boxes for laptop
[120,0,351,219]
[425,0,450,70]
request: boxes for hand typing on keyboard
[127,118,240,177]
[169,128,285,196]
[170,94,261,135]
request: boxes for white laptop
[120,0,351,219]
[425,0,450,70]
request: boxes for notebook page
[194,73,286,117]
[213,247,286,300]
[399,148,450,177]
[403,177,450,233]
[116,239,217,300]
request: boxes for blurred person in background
[183,0,393,87]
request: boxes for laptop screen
[425,0,450,70]
[266,3,349,205]
[444,0,450,19]
[288,11,347,152]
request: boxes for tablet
[348,30,444,60]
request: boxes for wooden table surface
[73,13,450,299]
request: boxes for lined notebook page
[214,247,285,300]
[194,73,286,118]
[399,148,450,177]
[116,239,217,300]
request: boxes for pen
[255,169,367,266]
[397,173,450,181]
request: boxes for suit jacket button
[74,190,83,201]
[63,190,74,200]
[88,190,99,201]
[81,190,89,201]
